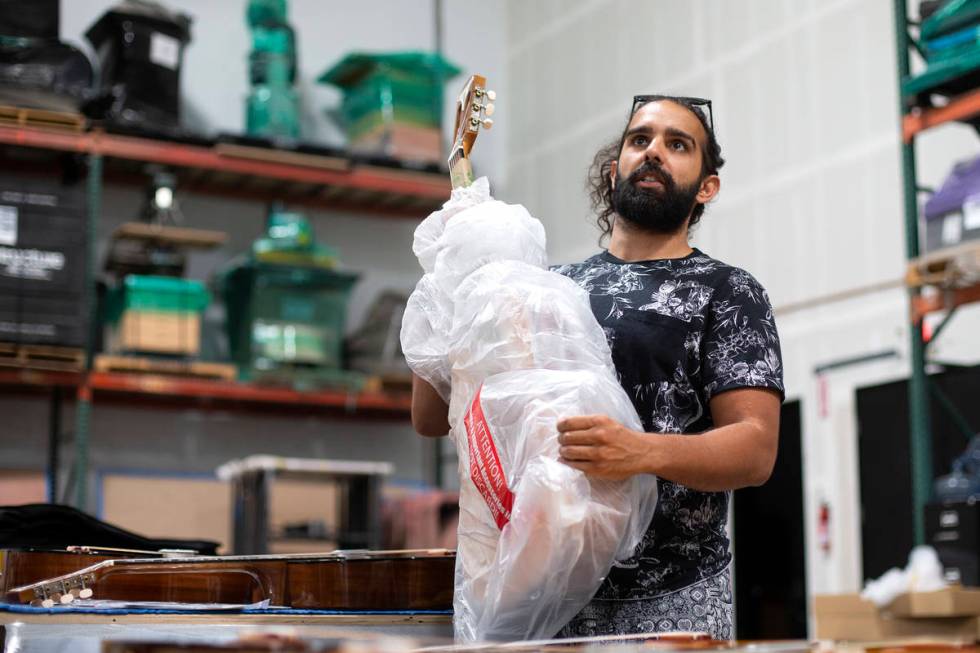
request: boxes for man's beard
[612,161,700,234]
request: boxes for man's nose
[643,138,665,165]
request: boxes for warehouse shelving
[0,119,440,509]
[895,0,980,544]
[0,370,411,414]
[86,371,412,414]
[0,123,450,217]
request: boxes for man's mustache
[627,162,674,189]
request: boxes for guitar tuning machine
[471,101,495,116]
[79,573,94,599]
[481,118,494,130]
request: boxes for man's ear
[696,174,720,205]
[609,160,618,190]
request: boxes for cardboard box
[0,470,46,504]
[115,310,201,355]
[814,593,978,641]
[351,123,442,163]
[101,472,232,553]
[888,587,980,618]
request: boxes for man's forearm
[411,374,450,437]
[557,389,780,491]
[639,422,777,492]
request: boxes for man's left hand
[556,414,650,480]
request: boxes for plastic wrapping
[400,178,658,642]
[454,369,653,642]
[861,545,946,607]
[401,273,454,401]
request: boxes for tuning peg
[69,587,93,600]
[481,118,494,130]
[59,592,75,605]
[486,89,496,101]
[484,103,495,116]
[40,598,55,608]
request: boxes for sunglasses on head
[631,95,714,133]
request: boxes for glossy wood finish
[101,635,818,653]
[0,549,121,592]
[1,549,455,610]
[287,555,455,610]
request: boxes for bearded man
[410,95,784,640]
[550,95,784,639]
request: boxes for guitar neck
[448,147,474,189]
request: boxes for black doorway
[733,400,807,639]
[857,365,980,583]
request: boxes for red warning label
[464,386,513,530]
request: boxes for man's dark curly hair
[587,95,725,244]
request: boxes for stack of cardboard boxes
[815,587,980,641]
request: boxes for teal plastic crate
[921,0,980,41]
[318,51,460,140]
[105,275,210,325]
[902,45,980,96]
[219,261,359,383]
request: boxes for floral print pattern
[553,249,783,605]
[556,569,734,640]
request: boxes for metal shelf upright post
[894,0,934,546]
[73,152,102,510]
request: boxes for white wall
[500,0,980,635]
[1,1,507,508]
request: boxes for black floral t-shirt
[552,248,784,600]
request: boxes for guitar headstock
[448,74,495,189]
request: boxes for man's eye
[670,140,688,151]
[632,136,648,146]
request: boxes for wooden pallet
[0,104,86,132]
[0,342,84,372]
[112,222,227,248]
[94,354,237,381]
[215,142,349,172]
[906,240,980,288]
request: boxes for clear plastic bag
[401,273,454,402]
[432,200,547,296]
[400,178,658,643]
[454,368,655,642]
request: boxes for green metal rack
[894,0,980,545]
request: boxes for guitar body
[286,554,454,610]
[1,548,455,610]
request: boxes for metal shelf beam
[903,88,980,141]
[0,125,450,216]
